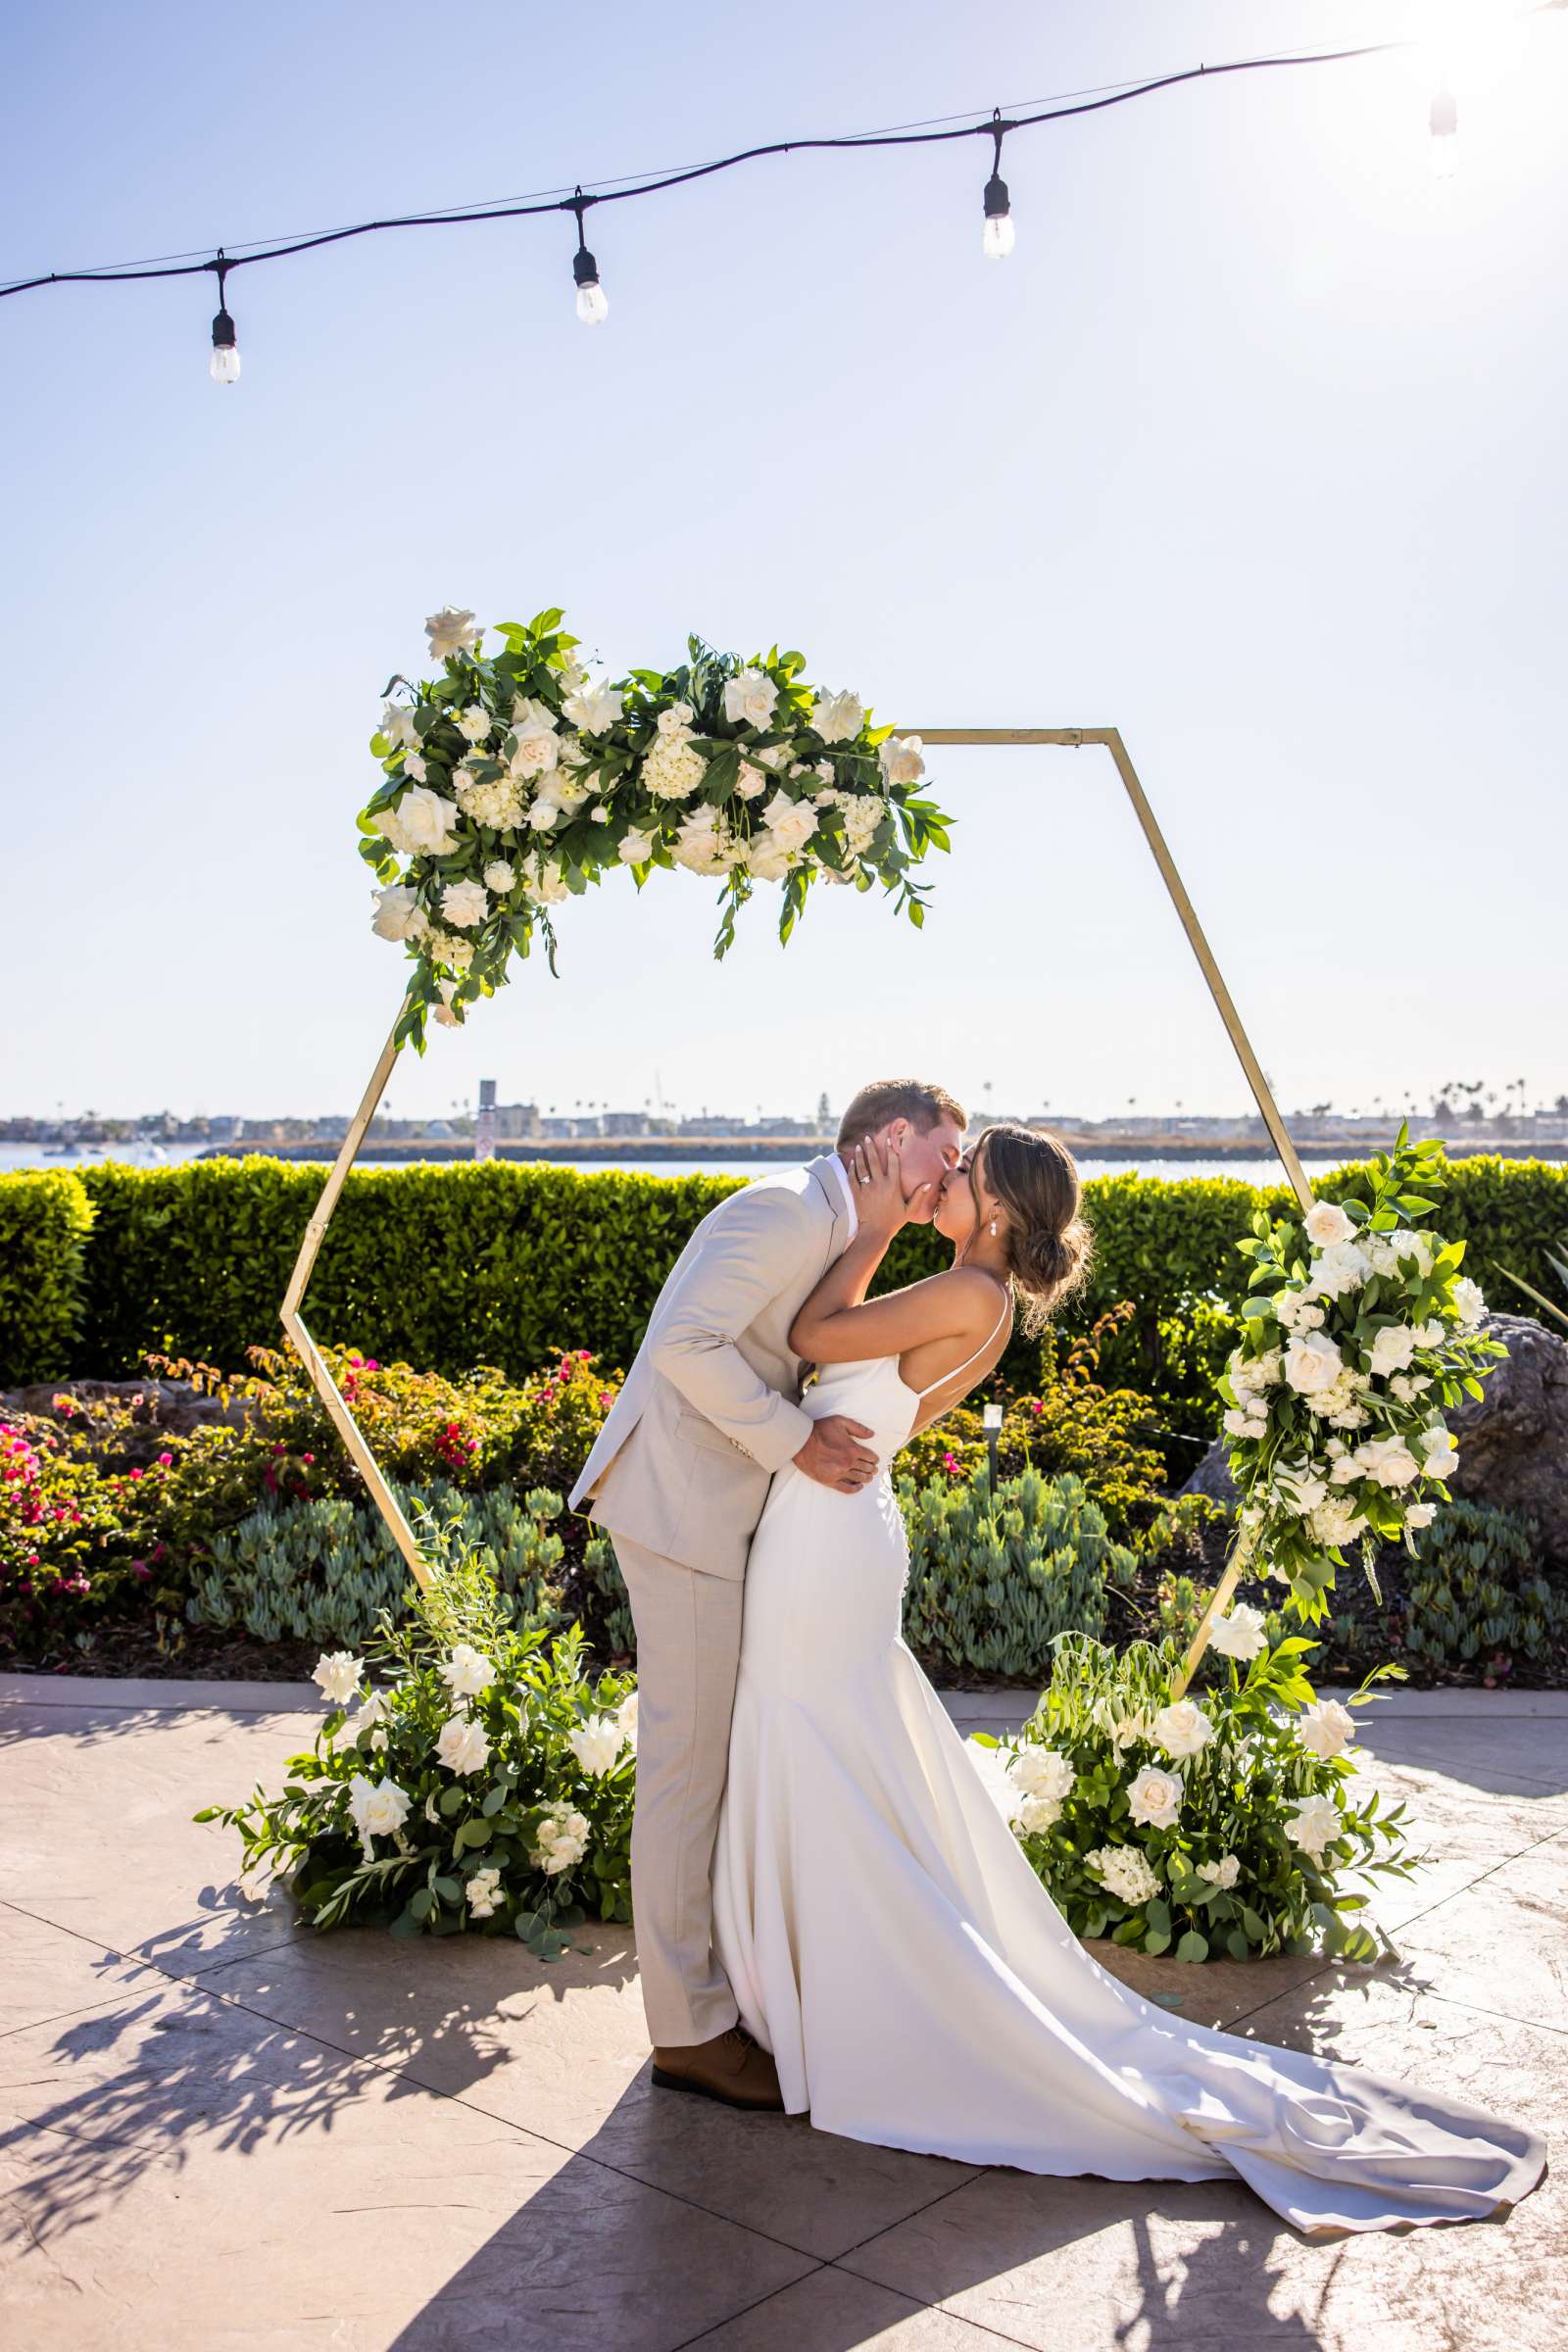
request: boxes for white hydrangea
[641,731,710,803]
[455,702,493,744]
[530,1800,590,1876]
[454,768,525,828]
[483,859,516,895]
[1308,1494,1369,1546]
[466,1866,504,1919]
[1087,1845,1160,1906]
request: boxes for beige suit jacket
[567,1154,852,1579]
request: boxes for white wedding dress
[710,1345,1546,2238]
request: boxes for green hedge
[0,1170,95,1385]
[0,1151,1561,1391]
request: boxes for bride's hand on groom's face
[851,1134,931,1240]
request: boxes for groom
[569,1078,966,2108]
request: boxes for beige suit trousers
[612,1533,746,2047]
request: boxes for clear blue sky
[6,1,1564,1128]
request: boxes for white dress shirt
[826,1151,859,1242]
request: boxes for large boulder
[1180,1311,1568,1562]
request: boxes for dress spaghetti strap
[913,1278,1013,1402]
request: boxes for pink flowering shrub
[0,1410,170,1656]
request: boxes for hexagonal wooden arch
[281,727,1311,1692]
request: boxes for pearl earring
[989,1218,998,1236]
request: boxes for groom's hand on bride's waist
[794,1416,877,1494]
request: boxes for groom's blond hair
[836,1079,968,1152]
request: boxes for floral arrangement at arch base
[198,1521,635,1958]
[1216,1126,1502,1624]
[361,606,953,1052]
[972,1629,1416,1966]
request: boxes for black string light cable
[2,5,1562,382]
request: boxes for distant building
[603,1110,651,1137]
[493,1101,541,1139]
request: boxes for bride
[710,1121,1545,2238]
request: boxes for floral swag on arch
[359,604,954,1052]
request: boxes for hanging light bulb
[1429,75,1459,177]
[569,190,609,324]
[981,112,1014,261]
[209,253,240,383]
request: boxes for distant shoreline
[181,1134,1568,1167]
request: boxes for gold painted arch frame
[281,728,1311,1690]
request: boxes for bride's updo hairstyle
[966,1122,1094,1336]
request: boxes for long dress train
[710,1352,1546,2238]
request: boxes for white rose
[1151,1700,1213,1761]
[1006,1746,1076,1803]
[466,1866,503,1920]
[656,701,695,737]
[432,979,461,1029]
[520,854,570,906]
[1197,1853,1242,1889]
[1284,1333,1344,1396]
[809,688,864,743]
[1303,1200,1355,1249]
[758,787,818,855]
[1207,1603,1268,1661]
[402,752,428,784]
[371,884,423,943]
[438,1643,495,1701]
[745,840,800,883]
[1014,1793,1063,1836]
[615,1691,638,1750]
[425,606,481,660]
[1297,1698,1356,1760]
[878,734,925,786]
[672,808,735,875]
[455,703,492,744]
[346,1770,411,1841]
[312,1650,364,1707]
[1421,1427,1459,1480]
[567,1714,626,1778]
[1355,1436,1420,1490]
[1222,1405,1268,1441]
[1286,1792,1343,1860]
[435,1711,492,1777]
[439,878,490,931]
[617,828,656,865]
[1452,1277,1487,1329]
[383,785,461,858]
[380,700,420,750]
[483,859,516,895]
[1368,1324,1417,1378]
[1271,1463,1329,1515]
[1404,1499,1438,1530]
[1411,1319,1446,1348]
[1126,1764,1184,1830]
[525,798,564,832]
[722,667,780,728]
[562,678,624,734]
[1110,1710,1152,1753]
[735,760,768,800]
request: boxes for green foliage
[186,1480,574,1650]
[0,1169,94,1384]
[1399,1499,1567,1670]
[898,1467,1138,1679]
[1,1153,1558,1391]
[988,1630,1414,1962]
[196,1517,636,1954]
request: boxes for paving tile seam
[1419,1983,1568,2042]
[180,1968,861,2266]
[666,2260,830,2349]
[0,1892,307,2003]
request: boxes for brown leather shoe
[651,2025,785,2111]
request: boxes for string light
[2,3,1560,360]
[209,252,239,384]
[569,190,609,325]
[981,112,1015,260]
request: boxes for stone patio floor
[0,1674,1563,2352]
